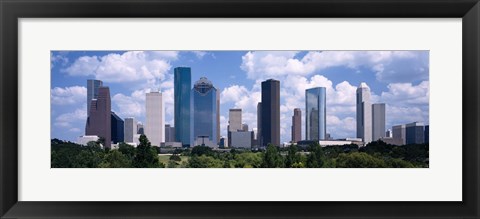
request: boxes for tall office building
[306,87,326,141]
[111,111,124,144]
[424,125,429,143]
[146,91,164,147]
[192,77,219,146]
[137,123,144,135]
[291,108,301,143]
[87,79,103,116]
[228,109,242,132]
[372,103,386,141]
[124,118,137,143]
[174,67,192,146]
[165,124,175,142]
[392,124,406,145]
[242,124,249,132]
[85,86,111,148]
[261,79,280,146]
[406,122,425,144]
[356,83,372,143]
[216,91,220,143]
[257,102,262,146]
[228,108,242,146]
[386,129,393,138]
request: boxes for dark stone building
[85,86,111,148]
[261,79,280,147]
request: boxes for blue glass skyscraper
[192,77,219,145]
[306,87,326,140]
[174,67,191,146]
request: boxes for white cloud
[63,51,178,85]
[51,86,87,105]
[220,85,250,104]
[54,107,87,128]
[380,81,429,106]
[240,51,429,83]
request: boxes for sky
[51,50,429,143]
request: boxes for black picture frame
[1,0,479,218]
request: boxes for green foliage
[51,138,427,168]
[306,143,325,168]
[191,146,213,157]
[170,155,182,161]
[336,152,387,168]
[99,150,131,168]
[261,144,284,168]
[187,155,223,168]
[133,135,162,168]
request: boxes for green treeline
[51,135,428,168]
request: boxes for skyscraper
[372,103,386,141]
[87,79,103,116]
[192,77,219,146]
[111,111,124,144]
[85,86,111,148]
[137,123,144,135]
[165,124,175,142]
[306,87,326,141]
[174,67,192,146]
[424,125,429,143]
[124,117,137,143]
[261,79,280,146]
[291,108,301,143]
[392,124,406,145]
[146,91,164,147]
[257,102,262,146]
[228,108,242,147]
[406,122,425,144]
[356,83,372,143]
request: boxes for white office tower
[356,82,372,144]
[124,117,137,143]
[146,91,164,147]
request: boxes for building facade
[261,79,280,146]
[291,108,301,143]
[85,86,111,148]
[87,79,103,116]
[192,77,219,146]
[165,124,175,142]
[146,91,164,147]
[230,131,254,149]
[424,125,429,143]
[356,82,372,144]
[110,111,124,144]
[406,122,425,144]
[228,108,242,146]
[392,124,406,145]
[124,117,137,143]
[306,87,326,141]
[174,67,192,146]
[372,103,386,141]
[137,123,144,135]
[257,102,262,146]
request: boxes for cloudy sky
[51,50,429,143]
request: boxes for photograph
[50,50,429,168]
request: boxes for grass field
[158,154,189,166]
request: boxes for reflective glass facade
[174,67,191,146]
[192,77,218,145]
[305,87,326,140]
[111,111,124,144]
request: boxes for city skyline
[51,51,429,143]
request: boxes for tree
[133,135,162,168]
[261,144,284,168]
[191,146,213,157]
[187,155,223,168]
[118,142,136,160]
[286,144,301,167]
[336,152,387,168]
[99,150,132,168]
[306,143,325,168]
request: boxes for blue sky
[51,51,429,143]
